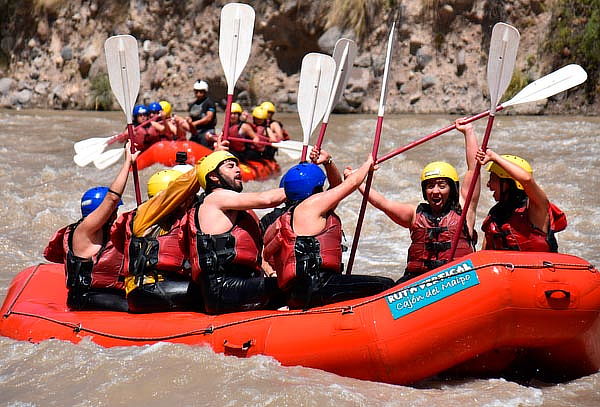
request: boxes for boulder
[318,26,343,54]
[422,75,437,90]
[61,46,73,61]
[348,67,370,93]
[437,5,456,28]
[153,46,169,60]
[409,92,422,104]
[416,48,432,70]
[409,37,423,55]
[16,89,33,105]
[0,78,15,95]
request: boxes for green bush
[504,70,529,101]
[90,74,113,111]
[547,0,600,100]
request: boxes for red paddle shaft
[376,105,505,165]
[448,114,496,260]
[126,123,142,205]
[346,115,384,275]
[221,94,234,140]
[314,122,328,151]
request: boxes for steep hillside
[0,0,596,114]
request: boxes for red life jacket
[248,122,267,152]
[482,201,567,252]
[44,220,126,290]
[266,118,290,140]
[406,204,475,275]
[227,123,247,153]
[123,209,190,286]
[184,197,262,283]
[263,208,342,290]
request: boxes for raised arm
[301,155,373,218]
[73,143,138,257]
[456,118,480,233]
[477,148,549,231]
[343,166,415,228]
[310,146,342,188]
[210,188,286,211]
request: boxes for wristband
[325,157,334,166]
[107,188,122,198]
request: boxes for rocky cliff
[0,0,596,115]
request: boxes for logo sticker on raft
[386,260,479,319]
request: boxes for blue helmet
[147,102,162,113]
[80,187,123,217]
[133,104,148,117]
[282,163,326,202]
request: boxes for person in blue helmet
[43,143,139,311]
[133,104,148,126]
[260,147,341,234]
[262,153,395,309]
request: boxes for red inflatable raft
[135,140,280,182]
[1,251,599,385]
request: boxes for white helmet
[193,80,209,91]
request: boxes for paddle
[314,38,357,150]
[376,64,588,165]
[448,23,520,260]
[226,137,311,160]
[104,34,142,205]
[297,53,336,161]
[93,148,125,170]
[346,22,396,275]
[74,113,159,157]
[219,3,255,140]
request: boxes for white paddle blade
[503,64,587,108]
[272,140,305,151]
[297,53,336,145]
[73,137,110,154]
[74,153,95,167]
[377,22,397,116]
[328,38,357,110]
[219,3,255,94]
[487,23,520,111]
[105,35,141,124]
[93,148,124,170]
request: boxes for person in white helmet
[187,79,217,147]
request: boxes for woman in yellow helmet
[227,102,261,160]
[260,101,289,142]
[345,119,480,281]
[476,148,567,252]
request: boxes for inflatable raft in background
[1,251,599,385]
[135,140,280,182]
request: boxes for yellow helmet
[261,101,276,113]
[252,106,268,120]
[421,161,459,183]
[486,154,532,190]
[159,100,172,116]
[147,169,183,198]
[231,102,243,114]
[196,151,239,189]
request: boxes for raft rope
[3,261,596,343]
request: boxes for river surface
[1,109,599,406]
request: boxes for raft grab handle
[545,289,571,301]
[223,339,254,352]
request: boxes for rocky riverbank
[0,0,596,115]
